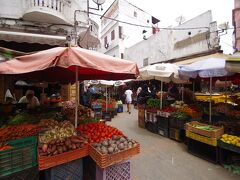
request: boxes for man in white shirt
[125,87,133,114]
[19,90,40,109]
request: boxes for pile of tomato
[161,107,176,113]
[77,122,124,143]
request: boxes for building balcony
[23,0,71,24]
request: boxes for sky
[90,0,234,54]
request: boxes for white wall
[0,0,24,18]
[125,10,219,68]
[100,0,157,57]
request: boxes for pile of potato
[38,135,88,156]
[92,135,138,155]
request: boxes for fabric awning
[226,54,240,73]
[173,53,229,65]
[0,31,66,46]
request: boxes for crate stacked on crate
[218,134,240,174]
[185,121,224,163]
[169,111,190,142]
[156,111,171,137]
[145,109,158,134]
[92,104,103,119]
[44,158,83,180]
[0,136,38,178]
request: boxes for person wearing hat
[18,90,40,109]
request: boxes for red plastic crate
[96,160,131,180]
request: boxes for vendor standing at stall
[18,90,40,109]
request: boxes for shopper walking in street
[125,86,133,114]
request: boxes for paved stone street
[108,105,239,180]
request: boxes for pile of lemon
[220,134,240,147]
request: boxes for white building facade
[125,11,220,68]
[0,0,99,52]
[100,0,159,58]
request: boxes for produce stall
[0,46,140,179]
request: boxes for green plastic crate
[0,136,37,177]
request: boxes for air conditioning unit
[105,43,109,49]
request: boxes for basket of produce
[186,130,217,146]
[38,135,89,170]
[0,124,41,142]
[185,121,224,139]
[169,112,190,129]
[0,136,37,177]
[218,134,240,154]
[77,122,123,144]
[89,135,140,168]
[38,119,89,170]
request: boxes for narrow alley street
[108,105,239,180]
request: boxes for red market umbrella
[0,47,139,82]
[0,46,139,127]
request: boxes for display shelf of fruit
[219,134,240,153]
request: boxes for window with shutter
[111,30,115,40]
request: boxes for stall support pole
[75,67,79,128]
[160,81,163,109]
[106,85,108,111]
[181,84,184,102]
[209,77,212,123]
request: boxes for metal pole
[106,85,108,111]
[75,67,79,128]
[181,84,184,102]
[209,77,212,123]
[160,81,163,109]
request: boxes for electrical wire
[80,10,211,30]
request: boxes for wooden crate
[89,144,140,169]
[185,121,224,139]
[138,109,145,128]
[186,130,217,146]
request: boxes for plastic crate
[0,136,37,178]
[0,166,39,180]
[169,118,188,129]
[89,143,140,169]
[188,138,219,164]
[186,130,217,146]
[219,146,240,167]
[145,122,158,134]
[102,112,111,121]
[145,112,157,123]
[38,145,88,170]
[156,115,169,129]
[185,121,224,139]
[96,160,131,180]
[157,127,169,137]
[44,158,83,180]
[218,140,240,154]
[117,105,123,113]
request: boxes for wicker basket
[185,121,224,139]
[89,144,140,169]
